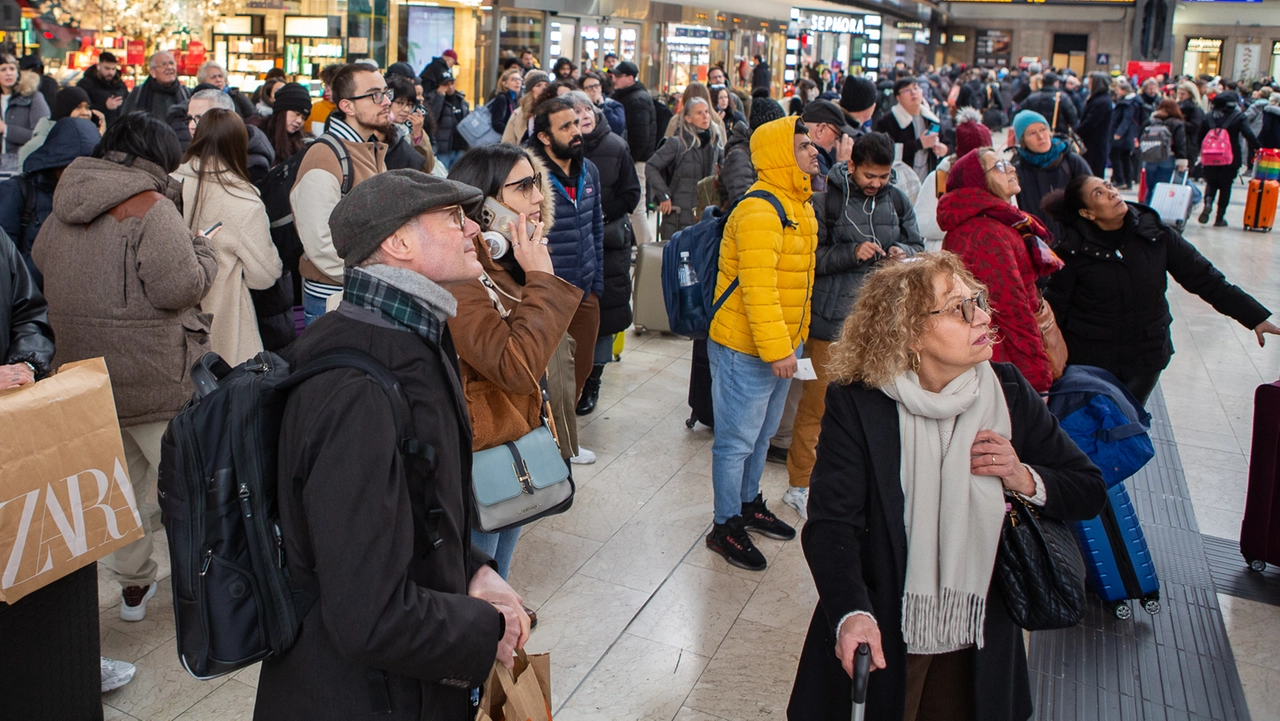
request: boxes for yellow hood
[749,116,813,203]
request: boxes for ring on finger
[992,454,997,466]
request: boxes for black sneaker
[1198,208,1212,224]
[1214,218,1228,228]
[742,494,796,540]
[765,445,789,465]
[706,517,767,571]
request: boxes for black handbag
[993,492,1088,631]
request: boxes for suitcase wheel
[1248,559,1267,573]
[1113,603,1133,621]
[1142,598,1161,615]
[686,414,697,429]
[634,326,648,336]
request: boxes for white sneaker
[570,446,597,465]
[782,486,809,521]
[119,582,157,622]
[100,657,136,693]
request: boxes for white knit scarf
[880,362,1010,652]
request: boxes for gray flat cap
[330,169,484,266]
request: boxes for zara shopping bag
[475,649,553,721]
[0,358,143,603]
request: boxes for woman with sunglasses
[445,144,582,604]
[1041,176,1278,404]
[788,252,1106,721]
[939,147,1060,394]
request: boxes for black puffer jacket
[1076,92,1114,177]
[427,90,470,155]
[0,228,53,378]
[1045,203,1271,381]
[1011,149,1092,242]
[1021,87,1078,133]
[611,82,657,162]
[811,163,922,341]
[583,111,641,336]
[1145,115,1188,160]
[1260,104,1280,149]
[77,65,129,125]
[719,121,755,202]
[1179,99,1206,163]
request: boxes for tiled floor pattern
[98,182,1280,720]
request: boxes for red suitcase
[1240,380,1280,570]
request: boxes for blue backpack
[1047,366,1155,488]
[661,190,792,338]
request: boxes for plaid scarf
[978,203,1064,278]
[343,266,446,345]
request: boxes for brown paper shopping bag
[0,357,144,603]
[499,649,553,721]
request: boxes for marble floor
[97,181,1280,720]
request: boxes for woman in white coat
[173,108,282,364]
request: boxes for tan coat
[32,154,217,426]
[173,160,282,365]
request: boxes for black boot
[576,364,604,416]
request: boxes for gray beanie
[523,69,550,93]
[330,170,484,266]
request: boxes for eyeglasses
[929,292,990,324]
[349,88,393,104]
[437,204,468,230]
[503,173,542,200]
[985,159,1015,175]
[184,113,204,126]
[583,82,601,91]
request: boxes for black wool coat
[1076,92,1114,177]
[611,82,658,162]
[787,362,1106,721]
[584,113,641,336]
[1045,204,1271,384]
[255,304,501,721]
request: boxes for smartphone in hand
[201,221,223,238]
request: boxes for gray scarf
[880,362,1010,653]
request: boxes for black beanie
[840,76,877,114]
[386,62,416,81]
[272,82,313,117]
[52,86,91,120]
[749,97,785,131]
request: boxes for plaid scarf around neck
[343,266,445,345]
[978,203,1064,278]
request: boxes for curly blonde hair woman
[789,251,1105,721]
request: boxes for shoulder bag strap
[1052,91,1061,131]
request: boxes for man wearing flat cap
[255,170,530,721]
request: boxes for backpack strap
[278,348,445,551]
[711,189,794,314]
[15,174,34,253]
[316,134,355,196]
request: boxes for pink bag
[1200,126,1235,167]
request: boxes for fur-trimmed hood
[12,70,41,99]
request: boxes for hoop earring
[909,351,921,374]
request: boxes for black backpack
[158,348,442,679]
[257,134,353,280]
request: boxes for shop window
[500,11,543,69]
[1183,37,1223,78]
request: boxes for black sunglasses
[503,173,543,200]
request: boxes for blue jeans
[707,340,797,524]
[470,526,522,580]
[593,333,615,365]
[302,281,341,327]
[1142,158,1175,204]
[437,150,464,170]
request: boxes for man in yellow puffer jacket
[704,115,820,572]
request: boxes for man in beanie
[609,61,657,243]
[78,51,128,126]
[420,48,459,96]
[839,75,878,132]
[255,170,529,721]
[1009,108,1091,239]
[780,130,921,519]
[292,63,391,324]
[18,86,103,165]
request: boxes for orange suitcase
[1243,178,1279,232]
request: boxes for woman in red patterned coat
[939,147,1059,393]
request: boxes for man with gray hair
[123,51,190,120]
[195,60,257,117]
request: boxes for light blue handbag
[470,388,574,533]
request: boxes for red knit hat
[955,119,992,159]
[946,149,990,193]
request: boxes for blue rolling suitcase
[1074,483,1162,619]
[1048,366,1161,620]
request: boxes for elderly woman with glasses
[787,252,1106,721]
[939,147,1061,394]
[444,144,582,614]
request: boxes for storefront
[788,8,881,83]
[664,24,714,90]
[390,0,491,104]
[893,20,929,71]
[1182,36,1223,77]
[212,16,277,93]
[283,15,345,81]
[940,1,1131,75]
[1272,40,1280,77]
[973,28,1011,69]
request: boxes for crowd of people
[3,46,1280,721]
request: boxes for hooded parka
[709,116,818,364]
[582,110,641,336]
[646,125,722,239]
[2,71,50,154]
[32,154,217,426]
